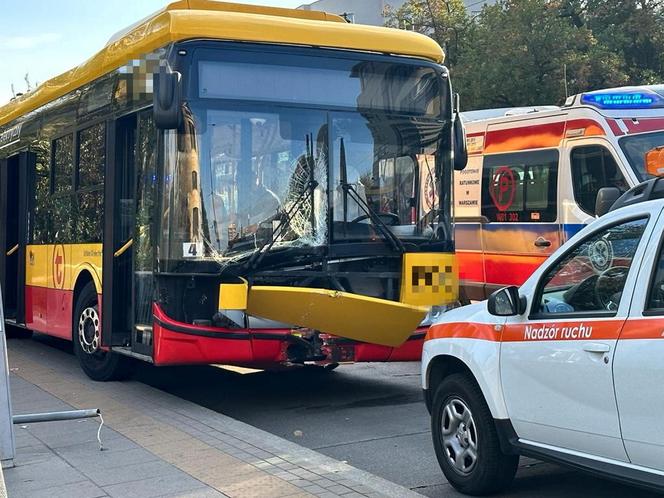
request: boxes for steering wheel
[595,266,630,311]
[350,213,400,226]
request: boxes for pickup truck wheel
[432,373,518,495]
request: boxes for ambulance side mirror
[645,146,664,177]
[488,286,526,316]
[595,187,621,218]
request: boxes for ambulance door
[614,207,664,469]
[453,154,486,300]
[500,213,654,461]
[480,150,561,295]
[560,139,631,242]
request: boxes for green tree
[384,0,471,68]
[562,0,664,84]
[453,0,628,108]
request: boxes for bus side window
[51,134,75,242]
[75,122,105,242]
[30,144,51,244]
[571,145,628,216]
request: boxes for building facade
[297,0,406,26]
[297,0,495,26]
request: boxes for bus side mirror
[595,186,621,217]
[487,286,526,316]
[153,70,182,130]
[453,117,468,171]
[645,146,664,177]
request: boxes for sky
[0,0,306,104]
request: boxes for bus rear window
[481,149,558,223]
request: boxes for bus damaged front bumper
[151,303,427,367]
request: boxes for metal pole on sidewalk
[0,286,15,469]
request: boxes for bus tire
[73,282,131,382]
[431,373,518,495]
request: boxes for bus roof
[0,0,444,127]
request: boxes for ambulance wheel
[73,282,131,382]
[431,374,518,495]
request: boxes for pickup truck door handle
[534,237,552,248]
[583,343,611,353]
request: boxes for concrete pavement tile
[18,479,108,498]
[58,445,160,471]
[300,484,327,495]
[103,472,207,498]
[220,474,311,498]
[324,484,354,494]
[13,444,55,466]
[4,456,87,493]
[78,459,184,487]
[312,492,340,498]
[166,487,229,498]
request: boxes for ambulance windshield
[620,131,664,180]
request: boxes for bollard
[0,286,14,468]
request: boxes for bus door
[480,149,561,294]
[0,152,31,323]
[102,111,157,356]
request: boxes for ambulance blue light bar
[581,87,664,109]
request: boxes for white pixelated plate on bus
[182,242,204,258]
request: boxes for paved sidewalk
[5,339,423,498]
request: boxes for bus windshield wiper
[247,134,319,269]
[339,138,406,253]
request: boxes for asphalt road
[17,332,662,497]
[127,359,662,497]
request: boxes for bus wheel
[73,282,130,382]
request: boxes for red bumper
[152,304,424,367]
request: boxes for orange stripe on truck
[427,318,664,343]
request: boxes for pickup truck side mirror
[488,285,526,316]
[595,187,622,218]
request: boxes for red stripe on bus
[24,285,73,339]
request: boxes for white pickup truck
[423,177,664,494]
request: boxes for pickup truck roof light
[609,177,664,213]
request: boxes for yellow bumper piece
[246,286,428,347]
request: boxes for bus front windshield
[159,50,449,271]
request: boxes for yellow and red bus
[0,0,465,380]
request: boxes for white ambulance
[424,177,664,494]
[455,85,664,301]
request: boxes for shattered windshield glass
[159,105,328,270]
